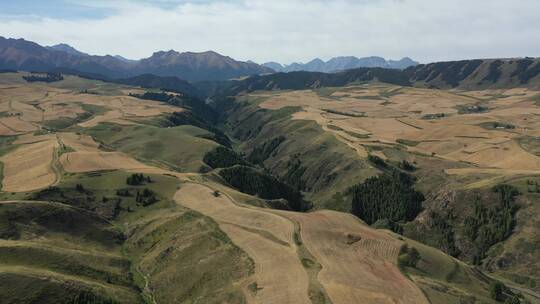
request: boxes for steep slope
[0,201,142,304]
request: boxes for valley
[1,0,539,301]
[0,67,538,304]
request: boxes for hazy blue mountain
[302,58,326,71]
[388,57,418,69]
[114,55,135,62]
[262,61,285,72]
[263,56,419,72]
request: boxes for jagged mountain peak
[264,55,419,73]
[47,43,88,56]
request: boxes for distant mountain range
[263,56,418,73]
[0,37,272,82]
[3,36,536,91]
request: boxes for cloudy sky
[1,0,539,64]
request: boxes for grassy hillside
[0,201,142,304]
[124,203,253,304]
[41,104,108,131]
[59,171,253,304]
[83,123,219,172]
[0,169,255,304]
[26,171,179,220]
[400,237,497,304]
[481,178,540,295]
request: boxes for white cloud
[1,0,539,64]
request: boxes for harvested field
[58,132,157,173]
[0,117,38,133]
[58,132,100,152]
[279,210,428,304]
[0,136,59,192]
[56,132,187,178]
[14,133,56,145]
[175,182,427,304]
[445,168,540,176]
[60,151,154,173]
[0,73,191,188]
[0,74,179,131]
[77,109,133,128]
[0,123,18,136]
[174,183,311,304]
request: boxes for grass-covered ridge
[0,201,141,303]
[83,123,219,172]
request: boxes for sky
[0,0,539,64]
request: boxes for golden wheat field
[0,134,59,192]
